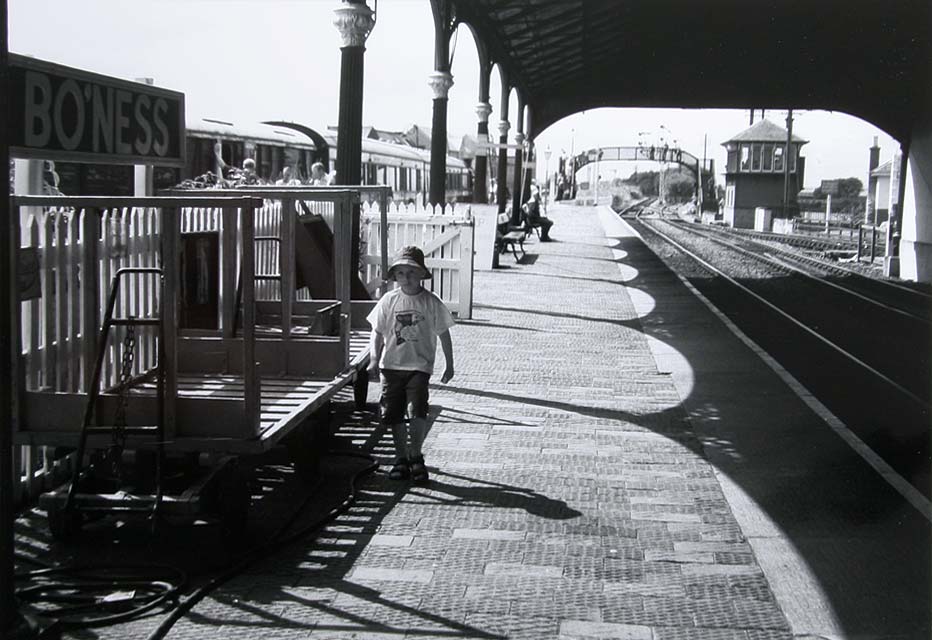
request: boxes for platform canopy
[450,0,931,141]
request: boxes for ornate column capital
[427,71,455,99]
[333,2,375,48]
[474,101,493,123]
[497,120,510,138]
[514,131,526,145]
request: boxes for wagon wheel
[46,501,82,542]
[208,462,250,540]
[353,368,369,409]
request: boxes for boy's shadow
[410,469,582,520]
[360,403,581,521]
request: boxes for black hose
[12,449,378,635]
[144,449,379,640]
[14,564,187,629]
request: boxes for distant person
[310,162,331,186]
[276,166,296,185]
[240,158,260,185]
[366,246,455,484]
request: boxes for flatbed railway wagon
[11,189,379,539]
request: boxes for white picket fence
[361,201,475,318]
[19,206,163,395]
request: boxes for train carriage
[43,117,471,204]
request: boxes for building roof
[449,1,929,141]
[367,127,411,146]
[722,118,808,145]
[404,125,462,155]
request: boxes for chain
[109,320,137,478]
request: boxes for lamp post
[569,128,575,197]
[544,146,552,209]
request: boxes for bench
[495,211,530,261]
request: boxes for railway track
[713,224,859,253]
[672,218,932,324]
[630,215,932,500]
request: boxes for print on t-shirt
[394,310,425,345]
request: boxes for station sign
[8,54,186,167]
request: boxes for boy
[367,246,455,483]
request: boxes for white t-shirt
[366,287,455,374]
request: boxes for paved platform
[20,202,930,639]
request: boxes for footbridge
[572,146,715,206]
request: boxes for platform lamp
[570,127,575,196]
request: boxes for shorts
[379,369,430,425]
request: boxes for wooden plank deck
[15,330,371,454]
[132,329,371,443]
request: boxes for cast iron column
[523,139,534,204]
[472,45,492,204]
[510,97,525,226]
[474,101,492,204]
[427,0,454,207]
[495,120,510,213]
[333,0,374,278]
[428,71,454,206]
[511,131,525,226]
[495,72,510,213]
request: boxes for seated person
[310,162,332,186]
[523,189,553,241]
[276,166,297,185]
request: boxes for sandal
[410,455,429,484]
[388,458,410,481]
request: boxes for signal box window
[773,147,784,172]
[740,144,751,171]
[762,143,774,171]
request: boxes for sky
[8,0,901,189]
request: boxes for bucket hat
[388,245,432,280]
